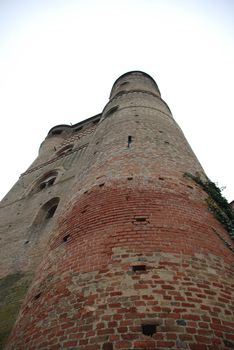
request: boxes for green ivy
[184,172,234,245]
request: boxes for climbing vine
[184,173,234,245]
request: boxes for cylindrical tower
[6,71,234,350]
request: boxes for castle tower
[1,71,234,350]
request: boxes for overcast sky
[0,0,233,201]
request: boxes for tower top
[109,70,161,100]
[112,70,158,87]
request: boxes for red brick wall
[6,182,234,349]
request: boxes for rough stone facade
[0,71,233,349]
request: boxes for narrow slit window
[128,135,132,147]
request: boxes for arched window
[31,171,58,194]
[57,144,73,157]
[33,197,60,227]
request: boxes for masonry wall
[2,71,234,350]
[0,115,100,348]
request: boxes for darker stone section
[0,272,32,349]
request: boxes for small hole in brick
[159,130,163,133]
[141,324,157,337]
[34,292,42,300]
[159,177,164,181]
[81,209,87,214]
[63,234,70,242]
[135,114,139,116]
[24,240,29,245]
[187,185,193,189]
[164,141,169,144]
[127,177,133,180]
[135,217,146,222]
[99,183,105,187]
[132,265,146,272]
[103,343,113,350]
[176,319,187,326]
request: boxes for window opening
[45,204,58,219]
[39,182,46,190]
[128,135,132,148]
[57,144,73,156]
[32,171,58,194]
[33,197,60,227]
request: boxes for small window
[39,176,56,191]
[57,145,73,156]
[31,171,58,194]
[45,204,58,219]
[33,197,60,227]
